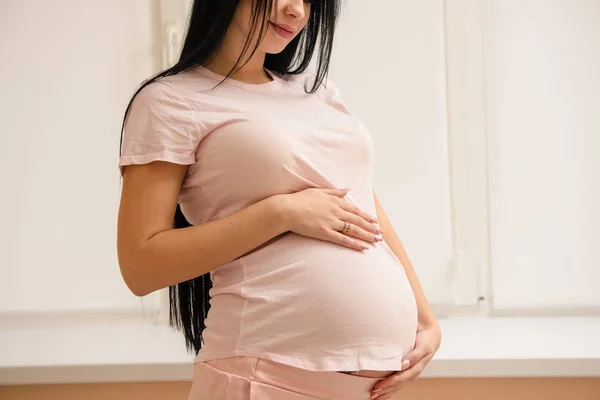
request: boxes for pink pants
[188,356,385,400]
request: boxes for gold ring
[341,221,351,235]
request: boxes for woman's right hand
[279,188,384,251]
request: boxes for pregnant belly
[210,232,418,364]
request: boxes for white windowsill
[1,316,599,385]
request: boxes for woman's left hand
[370,323,442,400]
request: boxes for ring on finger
[341,220,351,235]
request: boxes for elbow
[119,262,150,297]
[118,248,153,297]
[123,272,151,297]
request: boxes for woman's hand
[370,323,442,400]
[279,188,383,251]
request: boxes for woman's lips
[270,22,295,39]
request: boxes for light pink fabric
[188,356,384,400]
[119,66,418,373]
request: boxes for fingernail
[402,358,411,369]
[374,234,383,241]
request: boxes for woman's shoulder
[151,69,216,96]
[132,73,193,102]
[132,70,230,113]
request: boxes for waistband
[200,356,383,400]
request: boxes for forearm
[373,192,438,328]
[130,195,289,296]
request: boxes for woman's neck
[203,48,271,84]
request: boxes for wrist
[418,317,440,331]
[417,311,439,330]
[268,194,293,234]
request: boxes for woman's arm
[370,190,442,397]
[372,191,438,329]
[117,161,289,297]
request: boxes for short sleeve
[119,81,200,177]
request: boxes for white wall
[0,0,162,318]
[0,0,460,325]
[483,0,600,311]
[0,0,598,327]
[329,0,456,306]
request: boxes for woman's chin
[261,35,295,55]
[264,44,288,55]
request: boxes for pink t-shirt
[119,65,418,372]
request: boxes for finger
[326,229,369,251]
[373,393,396,400]
[337,199,378,224]
[337,218,382,244]
[371,371,402,392]
[323,188,351,197]
[372,368,420,397]
[401,346,430,371]
[371,354,431,392]
[371,385,399,400]
[339,210,381,236]
[401,361,425,381]
[388,355,432,388]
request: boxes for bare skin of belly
[346,369,397,378]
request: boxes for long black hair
[119,0,341,355]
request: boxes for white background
[0,0,598,332]
[483,0,600,311]
[1,0,599,385]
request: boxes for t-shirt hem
[119,151,195,176]
[194,349,409,372]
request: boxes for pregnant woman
[117,0,441,399]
